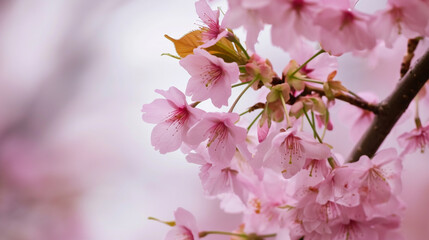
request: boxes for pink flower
[397,122,429,155]
[339,92,378,142]
[314,8,376,55]
[187,112,247,166]
[180,48,239,108]
[316,166,362,207]
[351,149,403,211]
[195,0,229,48]
[371,0,429,47]
[223,0,272,51]
[165,208,199,240]
[269,0,321,51]
[330,220,378,240]
[262,126,331,178]
[142,87,204,154]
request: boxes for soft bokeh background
[0,0,428,239]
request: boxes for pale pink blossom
[371,0,429,47]
[397,122,429,155]
[350,149,403,215]
[195,0,229,48]
[269,0,321,51]
[316,166,362,207]
[330,220,378,240]
[314,8,376,55]
[187,112,247,166]
[180,48,239,108]
[262,126,331,178]
[223,0,272,51]
[339,92,378,142]
[165,208,199,240]
[240,169,291,234]
[142,87,204,154]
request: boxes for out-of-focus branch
[348,48,429,162]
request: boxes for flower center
[207,122,228,148]
[200,63,223,88]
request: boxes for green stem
[199,231,247,238]
[247,110,263,132]
[240,109,250,116]
[327,157,336,169]
[161,53,181,59]
[259,233,277,238]
[311,110,316,139]
[229,76,259,113]
[147,217,175,227]
[415,97,422,128]
[233,37,250,59]
[292,76,324,85]
[232,81,249,88]
[321,111,329,140]
[290,49,325,77]
[303,109,323,143]
[280,94,292,128]
[216,41,241,59]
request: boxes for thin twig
[304,85,380,114]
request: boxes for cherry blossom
[187,112,247,166]
[262,126,331,178]
[398,121,429,155]
[142,87,205,154]
[195,0,230,48]
[315,7,376,55]
[165,208,200,240]
[180,48,239,108]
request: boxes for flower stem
[247,110,263,131]
[259,233,277,238]
[290,49,325,77]
[232,81,249,88]
[199,231,247,238]
[280,94,292,128]
[321,111,329,140]
[233,37,250,59]
[229,75,259,113]
[147,217,175,227]
[292,76,324,85]
[161,53,181,59]
[240,109,250,116]
[415,97,422,128]
[303,108,323,143]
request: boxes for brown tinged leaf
[165,30,203,58]
[165,30,245,63]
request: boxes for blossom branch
[348,48,429,162]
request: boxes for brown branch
[348,48,429,162]
[304,85,380,114]
[400,37,422,77]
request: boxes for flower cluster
[143,0,429,239]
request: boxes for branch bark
[304,85,380,114]
[348,48,429,162]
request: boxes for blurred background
[0,0,428,239]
